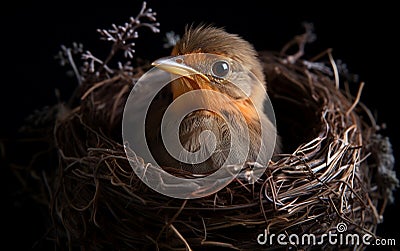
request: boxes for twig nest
[11,4,397,250]
[48,50,396,250]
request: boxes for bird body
[148,25,279,174]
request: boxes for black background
[2,1,399,249]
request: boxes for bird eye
[211,60,230,78]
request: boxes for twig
[169,224,193,251]
[281,22,316,63]
[81,75,121,100]
[346,82,365,117]
[58,45,83,85]
[328,49,340,89]
[97,1,159,74]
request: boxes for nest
[12,5,398,251]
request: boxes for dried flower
[56,1,159,85]
[163,31,180,48]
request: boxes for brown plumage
[148,25,279,174]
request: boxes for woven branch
[36,50,393,250]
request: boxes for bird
[146,24,279,175]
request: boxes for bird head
[152,25,267,111]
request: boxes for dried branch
[96,1,160,72]
[55,1,159,86]
[281,22,316,64]
[55,43,84,85]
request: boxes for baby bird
[148,25,279,174]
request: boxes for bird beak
[151,56,209,81]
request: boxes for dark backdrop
[2,1,399,249]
